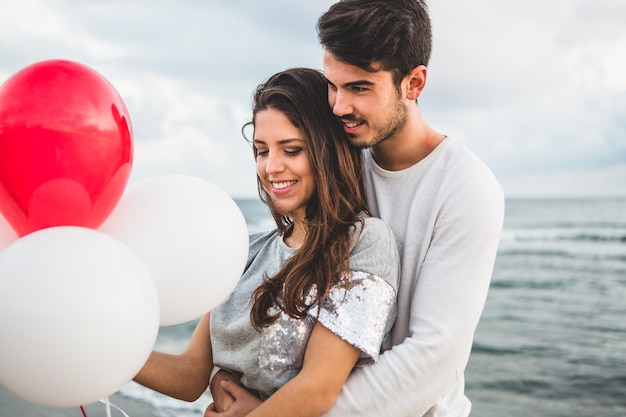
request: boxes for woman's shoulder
[351,215,399,258]
[356,215,395,242]
[349,215,400,291]
[249,229,277,245]
[247,229,280,261]
[360,215,390,229]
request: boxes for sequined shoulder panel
[258,270,396,371]
[310,271,396,362]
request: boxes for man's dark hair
[317,0,432,86]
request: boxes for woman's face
[253,108,316,223]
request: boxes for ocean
[1,197,625,416]
[465,197,626,417]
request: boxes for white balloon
[0,211,18,252]
[99,175,249,326]
[0,226,160,408]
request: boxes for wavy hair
[243,68,369,329]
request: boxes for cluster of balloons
[0,60,248,407]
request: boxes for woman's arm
[134,313,213,402]
[206,321,360,417]
[250,322,360,417]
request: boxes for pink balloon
[0,60,133,236]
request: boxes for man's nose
[330,89,353,117]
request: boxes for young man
[209,1,504,416]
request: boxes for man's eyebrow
[325,77,375,89]
[344,80,374,88]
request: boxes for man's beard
[348,97,408,149]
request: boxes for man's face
[323,51,408,149]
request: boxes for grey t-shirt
[210,216,399,398]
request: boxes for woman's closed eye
[255,147,269,157]
[284,147,303,156]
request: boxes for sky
[1,0,625,199]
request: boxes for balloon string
[78,397,130,417]
[105,397,112,417]
[99,397,131,417]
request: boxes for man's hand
[209,370,238,412]
[205,379,262,417]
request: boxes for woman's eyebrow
[252,138,304,145]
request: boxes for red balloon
[0,60,133,236]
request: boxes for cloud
[424,0,626,196]
[1,0,624,198]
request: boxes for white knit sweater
[325,137,505,417]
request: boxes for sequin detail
[259,270,396,370]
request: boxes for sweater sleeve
[323,174,505,416]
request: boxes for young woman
[134,68,399,417]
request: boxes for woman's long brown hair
[244,68,369,329]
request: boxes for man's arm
[205,378,262,417]
[324,181,505,416]
[208,369,244,412]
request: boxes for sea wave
[118,381,208,417]
[496,247,626,262]
[500,227,626,243]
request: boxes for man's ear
[406,65,427,100]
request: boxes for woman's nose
[264,152,284,174]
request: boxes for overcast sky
[1,0,625,199]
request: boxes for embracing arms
[205,321,361,417]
